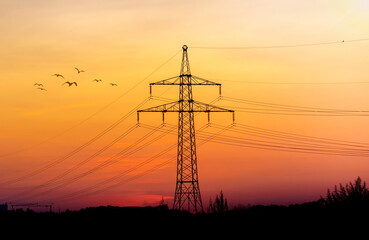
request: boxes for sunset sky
[1,0,369,211]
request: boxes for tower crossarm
[149,76,181,86]
[150,75,220,86]
[149,75,222,95]
[138,101,233,113]
[138,101,180,113]
[137,100,234,122]
[191,75,221,86]
[192,100,234,113]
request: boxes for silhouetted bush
[208,190,228,213]
[321,176,369,209]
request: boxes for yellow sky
[1,0,369,210]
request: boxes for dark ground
[3,178,368,236]
[1,201,368,237]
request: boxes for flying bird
[34,83,44,87]
[37,87,47,91]
[63,81,78,87]
[52,74,64,78]
[110,83,117,86]
[75,67,85,74]
[93,79,102,82]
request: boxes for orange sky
[1,0,369,211]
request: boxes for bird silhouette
[34,83,44,87]
[110,83,117,86]
[75,67,85,74]
[37,87,47,91]
[63,81,78,87]
[52,74,64,78]
[93,79,102,82]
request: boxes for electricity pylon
[137,45,234,213]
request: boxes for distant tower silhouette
[138,45,234,212]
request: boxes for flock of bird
[33,67,118,91]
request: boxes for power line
[203,133,369,157]
[2,124,139,202]
[216,79,369,85]
[0,97,151,186]
[49,124,210,202]
[219,96,369,116]
[0,49,181,158]
[191,38,369,50]
[6,124,176,203]
[227,109,369,116]
[3,94,220,203]
[140,122,369,157]
[139,123,369,157]
[193,75,369,85]
[124,117,369,155]
[24,117,369,204]
[231,123,369,148]
[53,124,232,203]
[53,133,180,202]
[3,93,179,201]
[203,123,369,157]
[205,137,369,157]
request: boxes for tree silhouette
[321,176,369,208]
[157,196,169,210]
[208,190,228,213]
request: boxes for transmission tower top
[180,45,191,76]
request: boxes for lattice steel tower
[137,45,234,212]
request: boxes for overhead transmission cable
[202,123,369,157]
[36,96,219,202]
[215,79,369,85]
[1,97,151,186]
[193,75,369,85]
[233,123,369,147]
[143,121,369,157]
[136,122,369,157]
[204,135,369,157]
[5,84,218,203]
[3,124,140,202]
[1,50,182,184]
[9,124,177,203]
[53,123,233,203]
[218,96,369,116]
[191,38,369,50]
[0,49,181,158]
[201,133,369,157]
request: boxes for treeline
[208,176,369,211]
[2,177,369,225]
